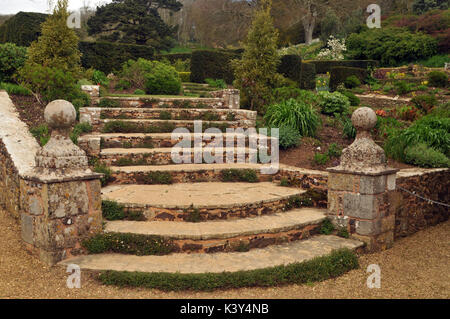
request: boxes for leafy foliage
[427,71,448,88]
[346,27,438,66]
[0,12,47,47]
[264,99,320,137]
[278,125,302,149]
[232,0,280,112]
[87,0,182,50]
[191,50,240,84]
[0,43,27,82]
[102,200,125,221]
[98,248,359,291]
[318,91,350,116]
[405,143,449,168]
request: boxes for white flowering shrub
[317,36,346,60]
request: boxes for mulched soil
[279,114,414,170]
[0,209,448,299]
[9,94,46,129]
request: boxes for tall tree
[26,0,81,74]
[87,0,182,50]
[232,0,280,113]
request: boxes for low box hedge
[300,62,317,90]
[330,67,368,91]
[306,60,379,74]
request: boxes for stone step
[99,147,267,166]
[92,96,227,109]
[60,235,364,274]
[98,119,254,133]
[101,182,306,221]
[108,163,279,185]
[80,132,275,151]
[104,208,326,253]
[98,108,256,122]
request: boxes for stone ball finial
[351,107,377,131]
[44,100,76,130]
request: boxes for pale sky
[0,0,112,15]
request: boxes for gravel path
[0,210,448,299]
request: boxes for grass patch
[93,162,113,187]
[320,218,335,235]
[82,233,175,256]
[221,169,258,183]
[184,206,202,223]
[143,171,173,185]
[97,248,359,291]
[0,82,32,96]
[98,98,121,108]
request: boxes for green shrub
[299,62,316,90]
[98,248,359,291]
[344,75,361,89]
[418,54,450,67]
[405,143,449,168]
[340,91,360,106]
[92,70,109,86]
[278,125,302,149]
[278,55,302,82]
[394,81,414,95]
[337,227,350,239]
[346,27,438,66]
[221,169,258,183]
[0,43,27,82]
[178,72,191,82]
[98,98,121,108]
[134,89,145,95]
[264,99,320,137]
[102,200,125,221]
[313,153,330,165]
[82,233,175,256]
[205,78,226,89]
[0,82,31,96]
[306,60,378,74]
[320,218,335,235]
[115,79,131,90]
[159,111,172,120]
[411,94,438,112]
[18,64,80,102]
[427,71,448,88]
[318,91,350,116]
[329,67,367,91]
[191,50,241,84]
[327,143,342,158]
[79,41,155,74]
[144,61,181,95]
[272,87,314,103]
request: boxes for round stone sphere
[351,107,377,131]
[44,100,76,129]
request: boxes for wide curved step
[60,235,364,274]
[102,182,306,221]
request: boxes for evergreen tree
[232,0,280,113]
[87,0,182,50]
[26,0,81,75]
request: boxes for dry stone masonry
[327,107,399,252]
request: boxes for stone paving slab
[101,147,260,155]
[105,208,326,240]
[102,182,304,209]
[110,163,272,173]
[60,235,363,273]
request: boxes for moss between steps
[97,248,359,291]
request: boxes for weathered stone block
[47,182,89,219]
[387,174,396,191]
[343,193,378,219]
[381,215,395,233]
[29,197,43,216]
[360,175,386,195]
[356,219,381,236]
[328,173,359,192]
[21,213,34,244]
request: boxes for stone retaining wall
[0,91,103,265]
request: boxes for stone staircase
[66,95,363,279]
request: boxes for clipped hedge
[79,41,155,74]
[278,55,302,82]
[178,72,191,82]
[329,67,368,91]
[305,60,379,74]
[98,248,359,291]
[190,50,241,84]
[299,62,316,90]
[0,12,47,47]
[155,53,191,63]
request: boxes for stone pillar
[21,100,103,265]
[211,89,241,109]
[81,85,100,98]
[327,107,398,252]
